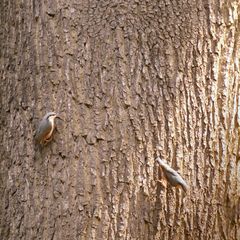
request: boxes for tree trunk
[0,0,239,239]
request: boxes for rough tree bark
[0,0,239,240]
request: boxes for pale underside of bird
[156,157,188,192]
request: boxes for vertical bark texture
[0,0,239,239]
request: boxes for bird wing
[35,120,52,142]
[164,168,188,191]
[156,157,188,192]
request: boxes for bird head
[45,112,63,121]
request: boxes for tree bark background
[0,0,239,239]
